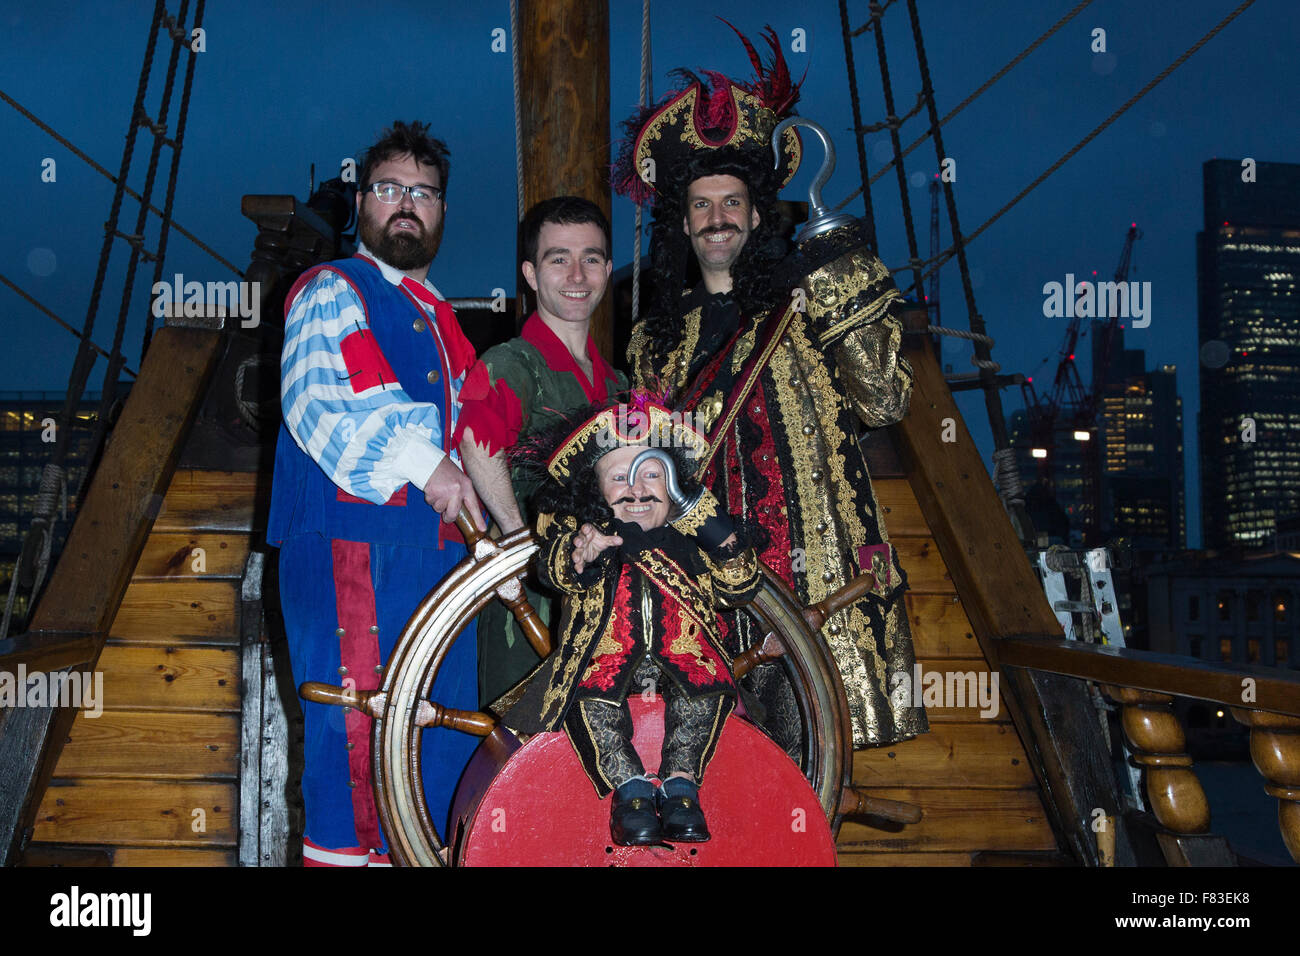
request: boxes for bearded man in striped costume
[269,120,485,866]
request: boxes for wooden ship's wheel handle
[297,505,553,742]
[299,682,496,736]
[837,787,923,824]
[731,569,889,677]
[455,506,551,657]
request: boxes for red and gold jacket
[493,514,761,734]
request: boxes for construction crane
[1017,224,1143,540]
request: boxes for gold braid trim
[546,526,588,594]
[804,248,897,342]
[635,552,716,650]
[817,287,902,346]
[546,415,610,481]
[663,306,703,393]
[669,491,719,537]
[668,608,718,677]
[540,586,607,724]
[706,547,758,592]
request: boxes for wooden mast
[517,0,613,362]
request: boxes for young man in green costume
[455,196,626,704]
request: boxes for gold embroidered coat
[627,241,928,747]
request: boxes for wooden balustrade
[1231,709,1300,863]
[1102,685,1209,835]
[998,636,1300,863]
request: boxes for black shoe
[658,777,710,842]
[610,778,661,846]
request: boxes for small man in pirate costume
[492,392,761,845]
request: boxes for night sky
[5,0,1299,548]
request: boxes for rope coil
[991,447,1024,509]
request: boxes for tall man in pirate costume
[269,120,486,866]
[615,26,928,754]
[494,394,761,845]
[455,196,626,706]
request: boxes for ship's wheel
[301,512,918,865]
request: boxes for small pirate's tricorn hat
[612,21,804,205]
[544,390,710,482]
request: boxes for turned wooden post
[1102,685,1209,834]
[1231,708,1300,863]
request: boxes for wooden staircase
[27,470,261,866]
[838,475,1058,865]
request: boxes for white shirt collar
[356,242,445,300]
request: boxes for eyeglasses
[369,181,443,206]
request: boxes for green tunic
[463,314,626,705]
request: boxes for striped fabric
[280,249,460,505]
[303,837,392,868]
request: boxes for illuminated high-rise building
[1197,159,1300,550]
[1093,323,1186,549]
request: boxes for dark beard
[359,206,443,271]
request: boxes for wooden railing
[892,307,1297,866]
[998,637,1300,863]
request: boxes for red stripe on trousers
[331,539,385,853]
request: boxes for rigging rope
[835,0,1096,212]
[631,0,651,326]
[991,447,1025,510]
[0,464,65,641]
[92,0,191,468]
[869,0,925,299]
[911,0,1258,290]
[143,0,206,354]
[837,0,878,247]
[509,0,524,224]
[0,272,138,377]
[2,0,192,638]
[0,89,243,278]
[848,0,897,36]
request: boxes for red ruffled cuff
[453,361,524,456]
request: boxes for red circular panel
[458,696,837,866]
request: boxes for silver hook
[626,448,694,510]
[772,117,859,242]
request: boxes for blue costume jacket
[269,252,478,865]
